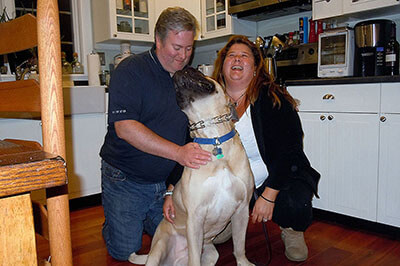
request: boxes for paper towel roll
[87,52,100,86]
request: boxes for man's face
[155,30,195,74]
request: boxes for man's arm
[115,120,211,168]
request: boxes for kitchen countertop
[285,75,400,86]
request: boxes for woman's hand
[251,187,279,223]
[251,197,274,224]
[163,195,175,224]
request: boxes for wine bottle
[385,22,399,76]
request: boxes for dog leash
[193,129,236,159]
[253,190,272,266]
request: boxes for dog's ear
[173,67,216,109]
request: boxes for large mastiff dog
[146,67,255,266]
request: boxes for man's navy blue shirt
[100,47,188,184]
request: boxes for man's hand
[175,142,212,169]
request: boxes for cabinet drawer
[312,0,343,20]
[381,83,400,114]
[288,83,380,113]
[343,0,399,15]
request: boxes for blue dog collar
[193,129,236,145]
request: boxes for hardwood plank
[36,205,400,266]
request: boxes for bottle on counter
[385,22,399,76]
[309,19,316,43]
[71,52,84,74]
[61,51,72,74]
[299,17,304,44]
[317,20,324,38]
[287,32,294,46]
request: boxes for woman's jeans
[101,160,165,261]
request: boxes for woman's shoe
[280,227,308,262]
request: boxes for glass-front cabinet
[201,0,256,40]
[202,0,230,39]
[92,0,154,43]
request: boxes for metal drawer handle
[322,94,335,100]
[328,115,334,120]
[320,115,326,121]
[380,116,386,122]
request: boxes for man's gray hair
[155,7,199,42]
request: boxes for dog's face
[173,67,229,123]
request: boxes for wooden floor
[36,205,400,266]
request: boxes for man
[99,7,211,264]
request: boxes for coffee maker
[354,19,393,76]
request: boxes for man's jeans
[101,160,165,261]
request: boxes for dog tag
[212,147,224,159]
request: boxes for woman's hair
[212,35,297,109]
[155,7,199,42]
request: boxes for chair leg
[32,199,49,240]
[0,193,38,265]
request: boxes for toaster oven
[318,27,355,77]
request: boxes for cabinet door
[328,113,379,222]
[201,0,231,39]
[92,0,154,43]
[312,0,343,20]
[343,0,400,14]
[378,114,400,227]
[64,114,107,199]
[200,0,256,40]
[154,0,201,39]
[298,112,330,211]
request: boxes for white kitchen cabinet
[312,0,400,20]
[377,83,400,228]
[154,0,201,39]
[343,0,400,15]
[91,0,155,43]
[64,113,106,199]
[312,0,343,20]
[154,0,255,41]
[201,0,256,40]
[289,84,380,222]
[0,86,107,203]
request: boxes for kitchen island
[0,85,107,202]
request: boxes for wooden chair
[0,0,73,265]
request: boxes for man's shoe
[128,252,148,265]
[280,227,308,262]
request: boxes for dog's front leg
[186,213,204,266]
[231,204,255,266]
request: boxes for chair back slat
[0,14,37,54]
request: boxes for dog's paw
[128,252,148,265]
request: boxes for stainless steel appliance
[318,27,355,78]
[228,0,311,21]
[275,43,318,82]
[354,19,393,77]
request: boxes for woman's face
[222,43,255,88]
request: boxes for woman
[164,35,320,262]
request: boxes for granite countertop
[285,75,400,86]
